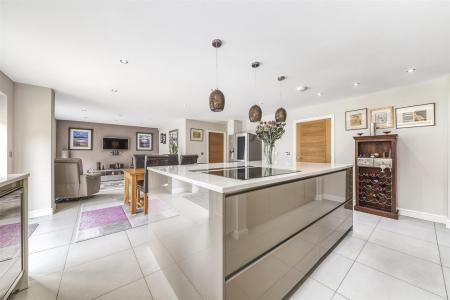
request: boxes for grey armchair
[54,158,101,199]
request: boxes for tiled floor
[9,189,450,300]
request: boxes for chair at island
[135,155,169,214]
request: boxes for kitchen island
[147,162,353,299]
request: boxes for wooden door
[209,132,224,163]
[296,119,331,163]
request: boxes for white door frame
[206,130,227,163]
[293,114,335,165]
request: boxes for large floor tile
[331,293,348,300]
[95,279,153,300]
[332,236,366,260]
[357,242,446,297]
[148,216,196,238]
[29,245,69,275]
[29,228,74,253]
[350,221,376,240]
[377,216,436,243]
[145,264,202,300]
[290,279,334,300]
[436,226,450,247]
[58,249,142,300]
[338,262,443,300]
[159,224,217,262]
[65,231,131,268]
[133,239,175,276]
[353,211,381,226]
[439,245,450,268]
[311,253,353,290]
[126,225,158,247]
[369,227,440,263]
[10,272,61,300]
[177,247,222,299]
[443,267,450,297]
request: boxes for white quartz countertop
[148,161,352,194]
[0,173,29,188]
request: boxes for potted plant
[255,121,286,165]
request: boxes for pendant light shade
[248,61,262,122]
[275,76,287,122]
[209,39,225,112]
[209,89,225,112]
[275,107,287,122]
[249,104,262,122]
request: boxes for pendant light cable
[216,47,218,89]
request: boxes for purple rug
[0,223,39,248]
[75,205,131,242]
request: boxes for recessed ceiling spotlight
[111,89,118,93]
[406,67,416,73]
[119,59,128,64]
[317,92,322,97]
[353,82,360,87]
[296,86,309,92]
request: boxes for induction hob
[198,166,300,180]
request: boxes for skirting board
[29,207,54,218]
[315,194,346,202]
[398,208,448,227]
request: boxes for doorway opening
[294,115,334,164]
[208,131,225,163]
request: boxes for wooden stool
[136,181,149,214]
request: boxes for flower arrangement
[255,121,286,165]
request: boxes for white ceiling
[1,0,449,128]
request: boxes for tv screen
[103,137,129,150]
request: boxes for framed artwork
[68,128,93,150]
[190,128,204,142]
[136,132,153,151]
[396,103,435,128]
[370,106,394,129]
[169,129,179,154]
[160,133,166,144]
[345,108,367,130]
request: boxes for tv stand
[87,168,125,182]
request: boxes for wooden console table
[123,168,144,214]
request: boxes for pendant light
[275,76,287,122]
[248,61,262,122]
[209,39,225,112]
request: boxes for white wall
[244,76,450,221]
[0,71,14,175]
[185,119,227,163]
[14,83,55,217]
[158,118,186,155]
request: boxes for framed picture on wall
[169,129,179,154]
[370,106,394,129]
[190,128,204,142]
[345,108,367,130]
[160,133,166,144]
[68,128,93,150]
[396,103,435,128]
[136,132,153,151]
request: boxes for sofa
[54,158,101,199]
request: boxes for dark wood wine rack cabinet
[354,134,398,219]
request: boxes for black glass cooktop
[200,166,300,180]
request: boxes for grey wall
[56,120,159,172]
[244,75,450,220]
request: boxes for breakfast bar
[147,162,353,299]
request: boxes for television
[103,137,129,150]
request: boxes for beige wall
[0,71,14,175]
[14,83,55,217]
[185,119,227,163]
[56,120,159,172]
[244,75,450,222]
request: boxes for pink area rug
[0,223,38,248]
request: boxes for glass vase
[264,142,274,166]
